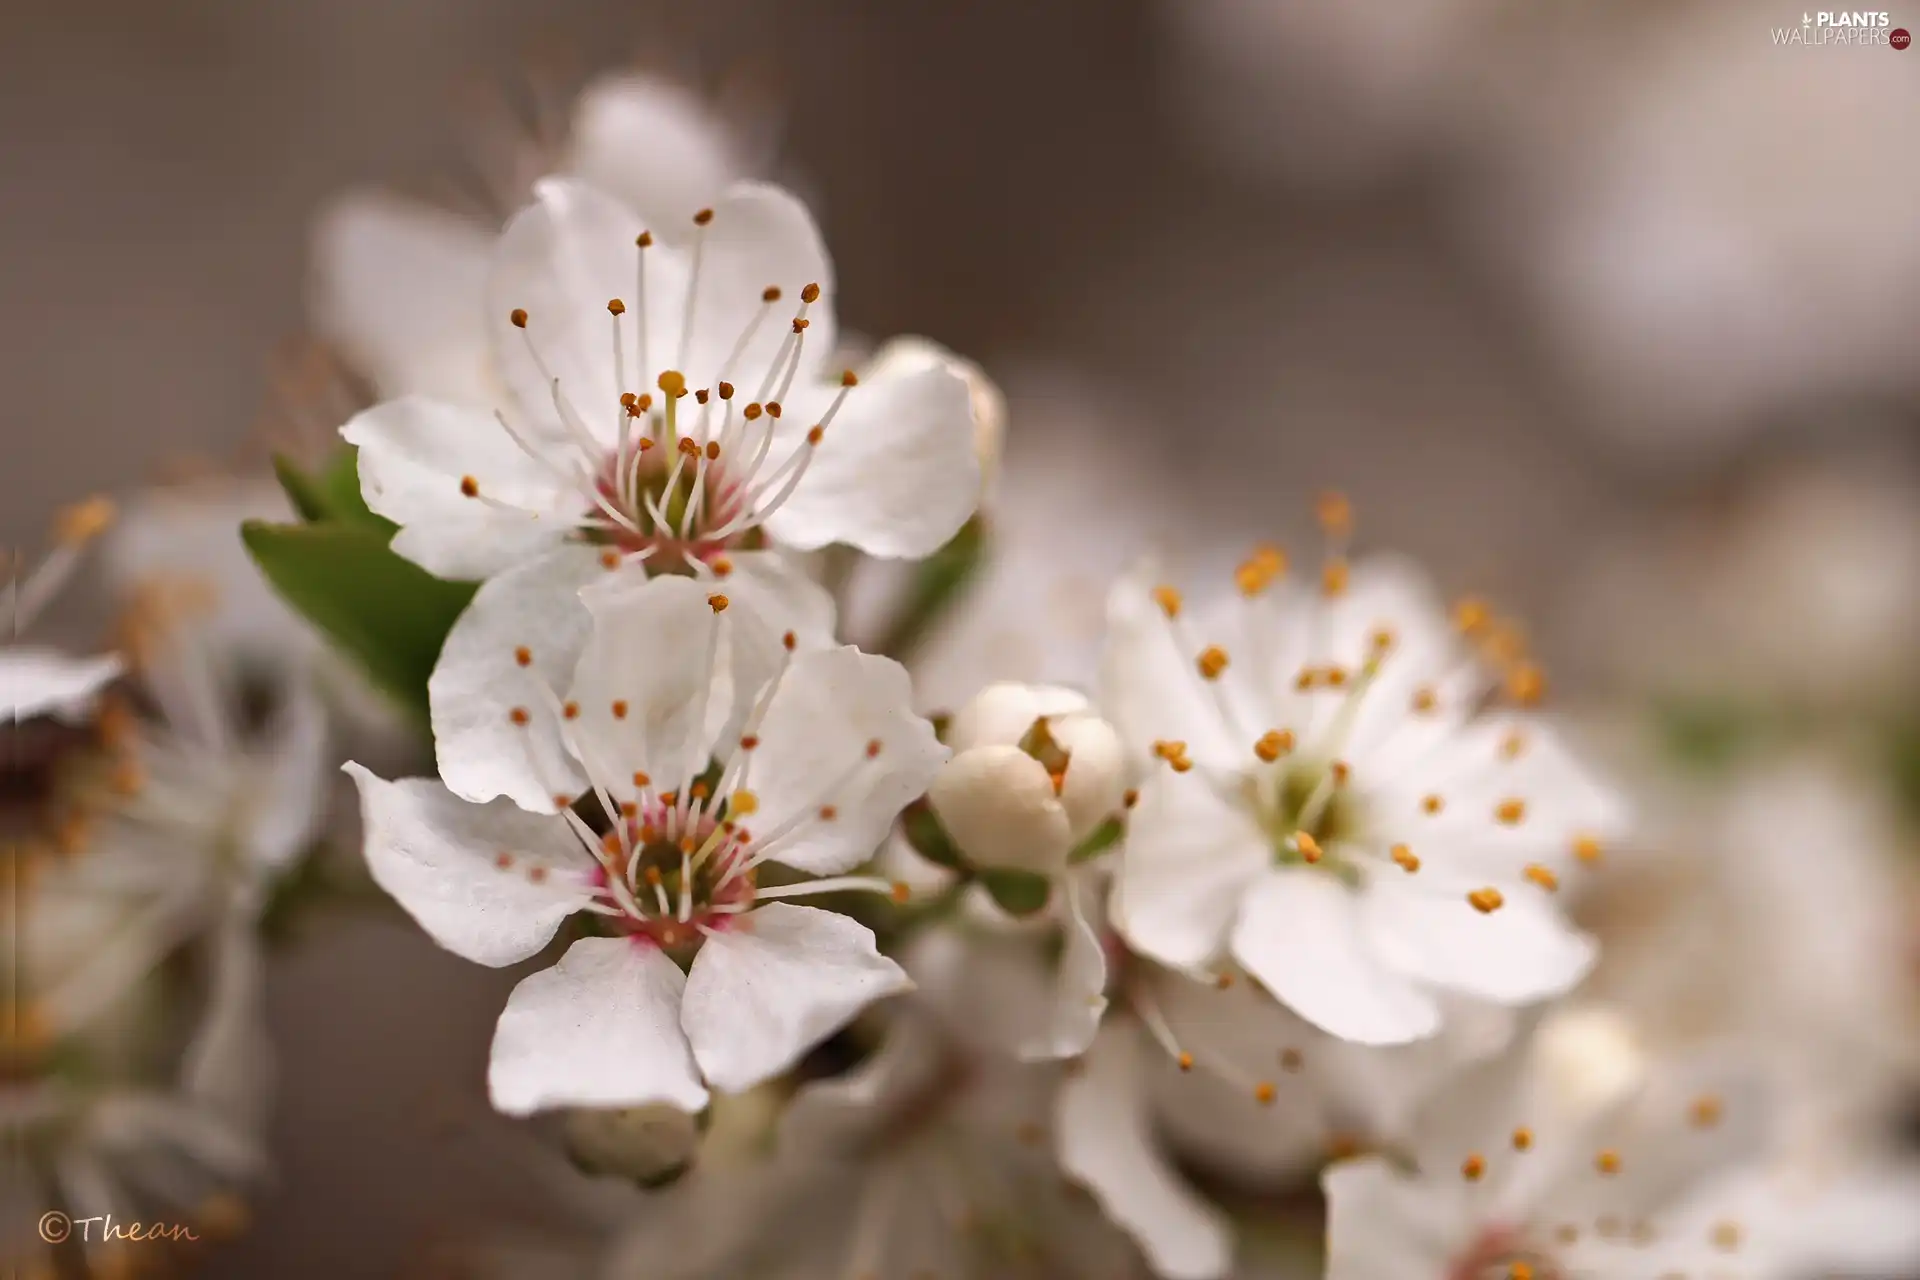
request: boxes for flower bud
[860,337,1005,498]
[1533,1005,1645,1120]
[562,1103,704,1187]
[931,683,1131,874]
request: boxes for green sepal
[272,445,392,532]
[871,516,988,662]
[978,866,1051,917]
[241,519,476,724]
[1068,815,1125,864]
[900,797,966,871]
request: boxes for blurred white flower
[346,575,944,1115]
[3,497,121,724]
[1559,456,1920,710]
[344,177,977,815]
[1322,1007,1771,1280]
[1576,746,1920,1149]
[1104,543,1625,1045]
[1469,11,1920,462]
[312,74,751,406]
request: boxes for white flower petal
[311,192,493,401]
[1230,870,1441,1045]
[1023,874,1109,1062]
[669,182,836,396]
[947,681,1090,752]
[1057,1019,1234,1280]
[241,680,332,881]
[570,573,736,802]
[1099,565,1251,771]
[681,903,911,1094]
[1112,771,1267,972]
[1362,877,1595,1005]
[429,545,604,812]
[743,647,947,877]
[487,178,663,442]
[342,396,574,580]
[1322,1157,1468,1280]
[566,76,743,232]
[345,763,594,967]
[762,355,980,558]
[0,647,122,722]
[179,911,271,1132]
[716,549,838,738]
[489,936,708,1115]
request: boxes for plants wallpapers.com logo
[1772,10,1911,43]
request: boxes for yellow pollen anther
[782,630,797,650]
[841,368,859,387]
[1422,793,1445,815]
[55,496,116,543]
[1573,834,1603,864]
[1523,864,1559,892]
[552,794,572,809]
[1391,844,1420,873]
[1294,831,1324,864]
[1495,798,1527,825]
[1254,730,1293,762]
[712,556,734,577]
[865,738,883,758]
[791,318,809,333]
[1454,597,1492,636]
[819,804,838,820]
[1196,646,1229,680]
[1462,1154,1486,1181]
[1509,1264,1534,1280]
[708,593,730,612]
[1690,1095,1723,1128]
[695,388,710,405]
[1152,739,1188,761]
[607,298,626,315]
[1512,1127,1534,1151]
[632,771,651,788]
[460,475,480,498]
[1325,665,1349,688]
[678,437,700,456]
[743,402,764,421]
[1177,1052,1194,1072]
[657,370,687,397]
[495,852,513,869]
[729,790,759,817]
[509,707,530,726]
[806,425,825,445]
[1214,972,1235,990]
[509,308,528,328]
[705,440,721,460]
[645,866,664,886]
[693,208,714,226]
[762,285,782,302]
[717,381,734,399]
[1253,1082,1277,1106]
[890,881,911,904]
[1468,887,1505,914]
[1712,1222,1742,1252]
[636,231,653,247]
[1330,760,1351,785]
[1316,491,1353,537]
[1506,663,1547,706]
[1151,585,1183,618]
[600,549,622,569]
[1321,558,1350,597]
[1123,788,1140,808]
[562,701,579,720]
[611,700,629,719]
[766,401,783,418]
[739,734,759,750]
[1411,685,1438,714]
[514,646,532,666]
[1500,731,1528,760]
[1596,1149,1621,1175]
[801,282,821,303]
[1369,627,1395,655]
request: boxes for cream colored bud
[562,1103,702,1186]
[1533,1005,1646,1120]
[930,744,1074,874]
[860,336,1004,497]
[947,682,1088,753]
[1048,712,1128,843]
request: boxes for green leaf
[871,516,988,662]
[272,454,331,523]
[1068,815,1125,864]
[273,446,392,531]
[900,798,966,871]
[978,867,1051,917]
[242,519,476,722]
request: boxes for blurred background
[5,0,1917,1274]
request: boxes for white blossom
[346,575,945,1114]
[4,497,122,724]
[1103,536,1626,1046]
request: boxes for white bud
[1533,1005,1646,1120]
[932,683,1132,873]
[930,744,1073,874]
[562,1103,702,1186]
[860,337,1004,496]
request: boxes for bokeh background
[6,0,1917,1274]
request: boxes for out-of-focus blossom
[1559,456,1920,711]
[345,177,976,815]
[1322,1005,1773,1280]
[1467,13,1920,462]
[311,75,752,406]
[1576,745,1920,1149]
[1104,537,1625,1045]
[347,575,943,1115]
[4,497,121,724]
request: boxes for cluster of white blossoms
[5,498,335,1279]
[14,69,1919,1280]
